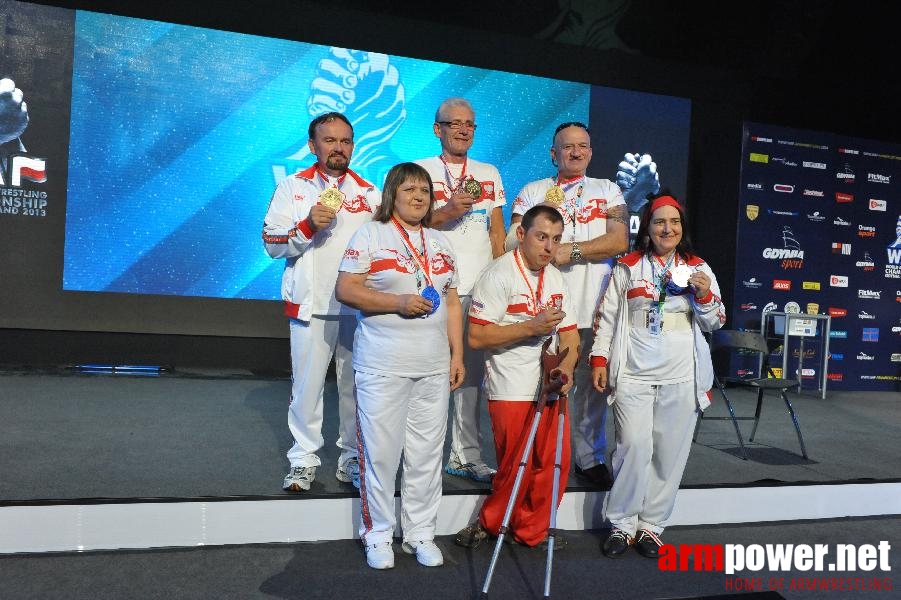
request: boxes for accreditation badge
[318,187,344,210]
[647,306,663,336]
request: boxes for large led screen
[58,11,689,301]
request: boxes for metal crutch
[543,389,568,598]
[481,343,568,596]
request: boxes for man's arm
[489,206,507,258]
[553,204,628,266]
[429,191,477,228]
[468,307,565,350]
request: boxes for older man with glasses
[508,121,629,490]
[415,97,507,483]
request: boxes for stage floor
[1,367,899,504]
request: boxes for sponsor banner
[736,122,901,391]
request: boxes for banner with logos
[734,122,900,392]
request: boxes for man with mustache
[415,98,507,483]
[263,112,382,492]
[509,122,629,490]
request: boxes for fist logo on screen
[0,78,29,150]
[292,48,406,186]
[616,152,660,213]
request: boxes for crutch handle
[542,370,567,404]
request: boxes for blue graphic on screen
[62,12,590,300]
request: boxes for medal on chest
[463,177,483,199]
[544,185,565,206]
[318,186,344,210]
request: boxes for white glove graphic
[0,78,29,148]
[616,152,660,212]
[293,48,406,185]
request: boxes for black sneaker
[455,522,490,549]
[503,531,566,550]
[634,529,663,558]
[537,532,567,550]
[574,464,613,490]
[601,529,632,558]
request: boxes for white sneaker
[365,541,395,570]
[402,539,444,567]
[282,465,316,492]
[336,457,361,489]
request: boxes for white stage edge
[2,483,900,554]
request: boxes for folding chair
[694,329,808,460]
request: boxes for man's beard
[326,154,349,172]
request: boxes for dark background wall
[4,0,896,369]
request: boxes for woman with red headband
[589,192,726,559]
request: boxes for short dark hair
[374,162,435,227]
[553,121,589,143]
[521,204,563,232]
[308,112,353,140]
[634,190,695,259]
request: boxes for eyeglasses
[437,120,477,131]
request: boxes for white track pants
[286,315,357,468]
[571,329,609,469]
[356,370,449,546]
[604,379,698,537]
[449,295,487,465]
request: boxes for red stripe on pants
[479,399,571,547]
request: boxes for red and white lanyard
[439,155,468,195]
[391,216,432,288]
[513,248,545,316]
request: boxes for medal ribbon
[555,174,584,228]
[513,248,545,316]
[651,251,677,317]
[316,169,346,189]
[391,216,432,288]
[439,155,468,195]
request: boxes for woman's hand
[689,270,711,299]
[449,356,465,391]
[397,294,433,318]
[592,365,608,393]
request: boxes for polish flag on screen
[12,156,47,185]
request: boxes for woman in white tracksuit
[336,162,465,570]
[589,194,726,559]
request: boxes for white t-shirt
[339,220,459,378]
[469,250,577,401]
[262,166,381,319]
[512,175,625,328]
[414,156,506,295]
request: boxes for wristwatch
[570,241,583,262]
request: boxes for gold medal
[544,185,565,206]
[463,177,482,199]
[319,187,344,210]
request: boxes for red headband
[648,195,682,214]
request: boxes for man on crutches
[455,205,580,555]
